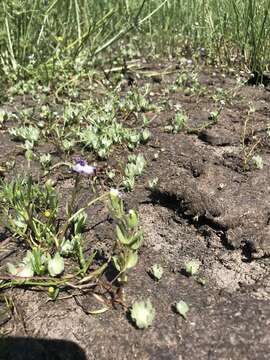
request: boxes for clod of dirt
[151,133,270,258]
[198,128,239,146]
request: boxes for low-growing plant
[1,159,145,306]
[8,125,39,144]
[185,259,200,277]
[165,112,188,134]
[212,85,241,107]
[8,91,152,162]
[171,70,206,96]
[185,108,222,136]
[109,189,143,284]
[1,160,104,278]
[148,177,159,190]
[126,128,152,150]
[120,86,156,113]
[7,248,45,278]
[252,154,263,170]
[122,154,146,191]
[142,114,152,126]
[48,96,151,158]
[209,110,220,124]
[0,176,59,249]
[175,300,189,319]
[8,124,40,161]
[149,263,163,281]
[40,154,52,170]
[0,110,7,126]
[241,105,262,171]
[7,248,64,278]
[130,299,156,329]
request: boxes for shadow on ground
[0,337,87,360]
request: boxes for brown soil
[1,60,270,360]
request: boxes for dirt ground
[1,60,270,360]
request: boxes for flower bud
[109,188,121,211]
[48,287,55,296]
[127,209,138,228]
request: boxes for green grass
[1,0,270,84]
[143,0,270,74]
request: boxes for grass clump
[2,0,270,88]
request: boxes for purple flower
[73,160,96,175]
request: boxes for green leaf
[125,251,138,270]
[129,231,144,250]
[130,299,155,329]
[116,225,129,244]
[48,252,64,277]
[7,262,34,278]
[73,210,87,234]
[112,255,121,272]
[6,263,17,276]
[140,129,151,143]
[175,300,189,319]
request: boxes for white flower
[110,188,120,197]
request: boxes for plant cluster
[0,169,99,279]
[8,93,152,160]
[171,70,207,96]
[165,112,188,134]
[8,125,40,159]
[1,177,58,249]
[0,160,149,321]
[241,105,263,171]
[120,86,156,113]
[122,154,146,191]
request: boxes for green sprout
[40,154,52,170]
[130,299,156,329]
[175,300,189,319]
[120,86,155,113]
[122,154,146,191]
[209,110,220,124]
[172,70,206,96]
[252,155,263,169]
[0,176,59,248]
[0,110,7,125]
[140,129,151,144]
[185,259,200,276]
[148,177,159,190]
[1,160,104,280]
[165,112,188,134]
[149,264,163,281]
